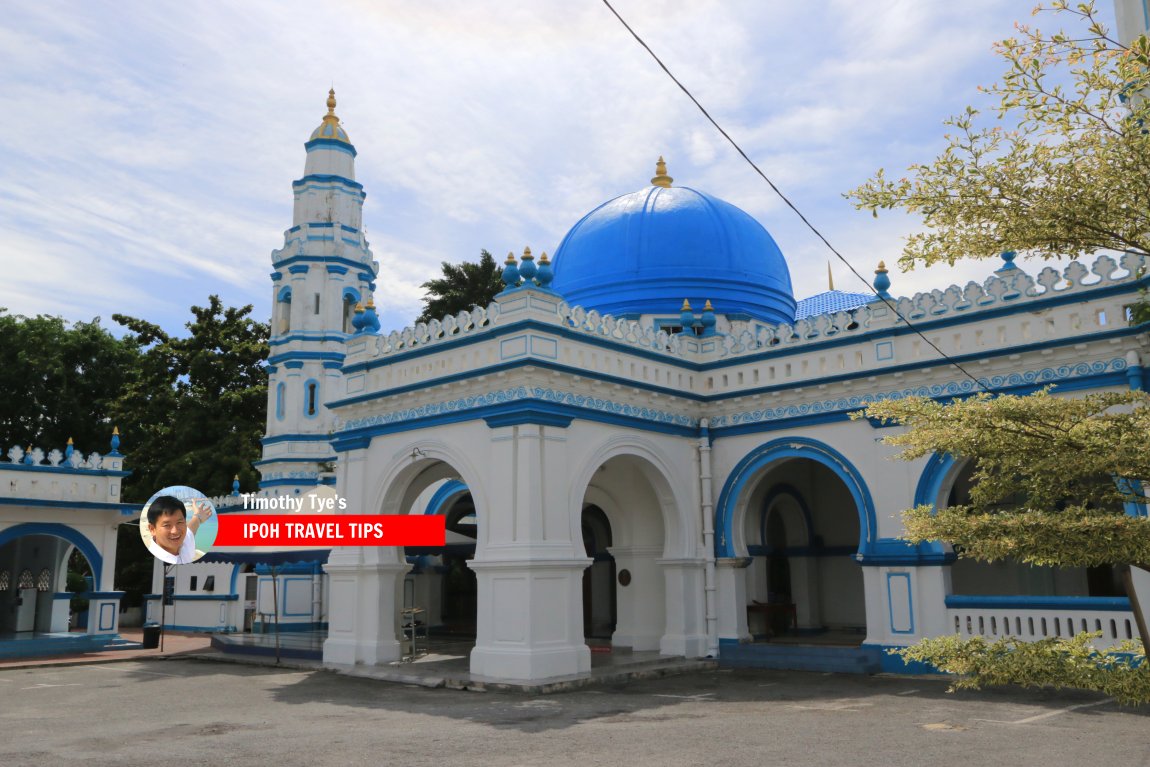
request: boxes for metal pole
[698,418,718,658]
[271,565,281,665]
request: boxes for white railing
[946,596,1137,651]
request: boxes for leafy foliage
[417,249,503,323]
[112,296,268,502]
[894,633,1150,705]
[0,309,139,453]
[848,2,1150,269]
[867,389,1150,516]
[862,389,1150,699]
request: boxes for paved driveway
[1,660,1146,767]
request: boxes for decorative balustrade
[3,440,122,472]
[945,595,1137,651]
[345,251,1148,367]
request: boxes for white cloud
[0,0,1114,337]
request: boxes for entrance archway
[717,438,872,642]
[578,453,675,652]
[0,526,100,634]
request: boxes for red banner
[215,515,445,547]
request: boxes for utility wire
[601,0,993,394]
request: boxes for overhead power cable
[600,0,993,395]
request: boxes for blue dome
[551,181,795,324]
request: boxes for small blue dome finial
[65,437,74,460]
[109,426,121,456]
[700,300,717,337]
[997,249,1018,272]
[536,251,554,289]
[232,474,241,496]
[679,299,694,331]
[362,298,381,333]
[874,261,892,300]
[501,251,521,290]
[518,246,537,281]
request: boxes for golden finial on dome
[354,302,365,314]
[322,89,340,127]
[651,156,673,188]
[875,260,888,274]
[67,437,73,445]
[112,426,119,436]
[681,299,692,311]
[522,246,533,260]
[539,251,550,264]
[506,251,517,264]
[365,297,375,310]
[703,300,714,311]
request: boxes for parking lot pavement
[2,660,1147,767]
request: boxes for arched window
[304,380,319,418]
[277,288,292,335]
[275,382,285,421]
[343,294,357,333]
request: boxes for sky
[0,1,1120,337]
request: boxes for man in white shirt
[145,495,213,564]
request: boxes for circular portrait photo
[139,486,218,564]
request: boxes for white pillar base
[469,556,591,681]
[716,557,752,642]
[323,548,409,666]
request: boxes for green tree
[112,295,269,502]
[0,310,140,454]
[417,249,503,323]
[848,2,1150,270]
[860,390,1150,704]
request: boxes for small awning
[199,548,330,566]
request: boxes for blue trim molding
[713,437,876,557]
[856,537,951,567]
[945,595,1132,611]
[0,524,103,589]
[426,479,469,516]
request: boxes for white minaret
[259,90,379,495]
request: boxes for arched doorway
[578,454,673,652]
[0,528,99,634]
[325,446,485,667]
[717,439,873,645]
[581,505,616,641]
[943,461,1124,598]
[741,462,865,638]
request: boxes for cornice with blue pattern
[271,254,376,273]
[708,357,1129,430]
[339,385,696,434]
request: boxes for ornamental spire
[651,156,673,188]
[323,88,339,126]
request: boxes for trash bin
[142,623,161,649]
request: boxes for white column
[610,545,664,651]
[469,424,591,680]
[659,557,707,656]
[790,557,821,628]
[323,546,409,665]
[716,557,752,642]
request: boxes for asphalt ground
[1,659,1146,767]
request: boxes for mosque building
[3,0,1148,674]
[164,88,1143,681]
